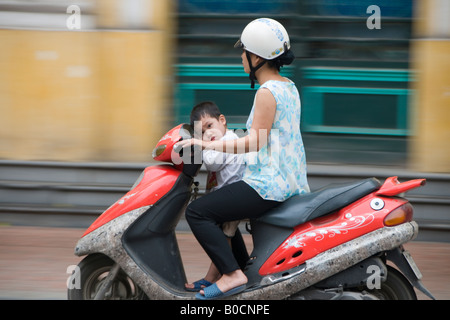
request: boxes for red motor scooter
[68,124,434,300]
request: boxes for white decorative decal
[282,213,376,249]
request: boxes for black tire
[67,253,148,300]
[369,265,417,300]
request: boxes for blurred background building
[0,0,449,172]
[0,0,175,162]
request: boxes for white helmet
[234,18,290,60]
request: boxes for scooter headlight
[384,203,413,226]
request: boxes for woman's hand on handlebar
[175,138,212,151]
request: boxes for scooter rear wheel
[67,253,148,300]
[369,265,417,300]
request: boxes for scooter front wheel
[67,253,148,300]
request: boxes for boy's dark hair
[190,101,222,128]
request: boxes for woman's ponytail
[272,49,295,71]
[278,50,295,66]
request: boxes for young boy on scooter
[185,101,246,292]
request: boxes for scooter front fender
[75,205,151,257]
[75,204,194,299]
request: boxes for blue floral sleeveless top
[243,80,310,201]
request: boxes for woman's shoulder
[260,79,295,94]
[259,79,298,100]
[261,78,294,87]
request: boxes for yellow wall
[409,0,450,172]
[0,1,175,162]
[409,40,450,172]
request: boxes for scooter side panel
[245,220,293,288]
[259,194,408,275]
[236,221,418,300]
[83,165,181,236]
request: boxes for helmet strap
[246,51,266,89]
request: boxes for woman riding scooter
[177,18,310,300]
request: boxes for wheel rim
[83,266,144,300]
[368,266,417,300]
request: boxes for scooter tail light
[384,202,413,226]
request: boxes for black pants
[185,181,280,274]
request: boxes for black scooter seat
[257,178,381,228]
